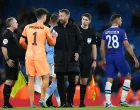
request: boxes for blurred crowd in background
[0,0,140,94]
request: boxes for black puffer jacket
[54,20,83,73]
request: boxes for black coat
[54,20,83,73]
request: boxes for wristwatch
[5,58,9,61]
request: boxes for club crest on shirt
[87,38,92,44]
[3,39,8,45]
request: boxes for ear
[42,15,47,19]
[66,16,69,20]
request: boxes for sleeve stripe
[1,45,7,48]
[123,39,128,41]
[21,35,27,39]
[21,35,28,44]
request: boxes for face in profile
[82,16,90,27]
[117,17,122,27]
[11,18,18,29]
[59,12,68,24]
[42,15,47,23]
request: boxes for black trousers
[56,73,76,105]
[4,59,19,80]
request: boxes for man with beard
[54,9,83,107]
[76,13,97,107]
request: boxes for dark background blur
[0,0,140,94]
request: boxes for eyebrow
[83,18,88,20]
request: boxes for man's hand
[74,53,79,61]
[52,30,58,37]
[101,60,106,70]
[7,59,14,67]
[134,58,139,68]
[92,61,96,69]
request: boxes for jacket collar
[57,17,74,28]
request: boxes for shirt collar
[111,26,118,28]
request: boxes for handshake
[51,29,58,38]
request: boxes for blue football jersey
[102,26,127,55]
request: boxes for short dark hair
[6,17,15,27]
[110,14,121,22]
[82,13,92,20]
[50,12,59,23]
[35,8,48,19]
[59,9,70,16]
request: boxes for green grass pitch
[0,107,140,110]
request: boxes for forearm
[47,35,56,46]
[100,48,105,61]
[1,47,9,60]
[92,45,97,60]
[126,45,137,59]
[100,40,106,61]
[19,37,27,49]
